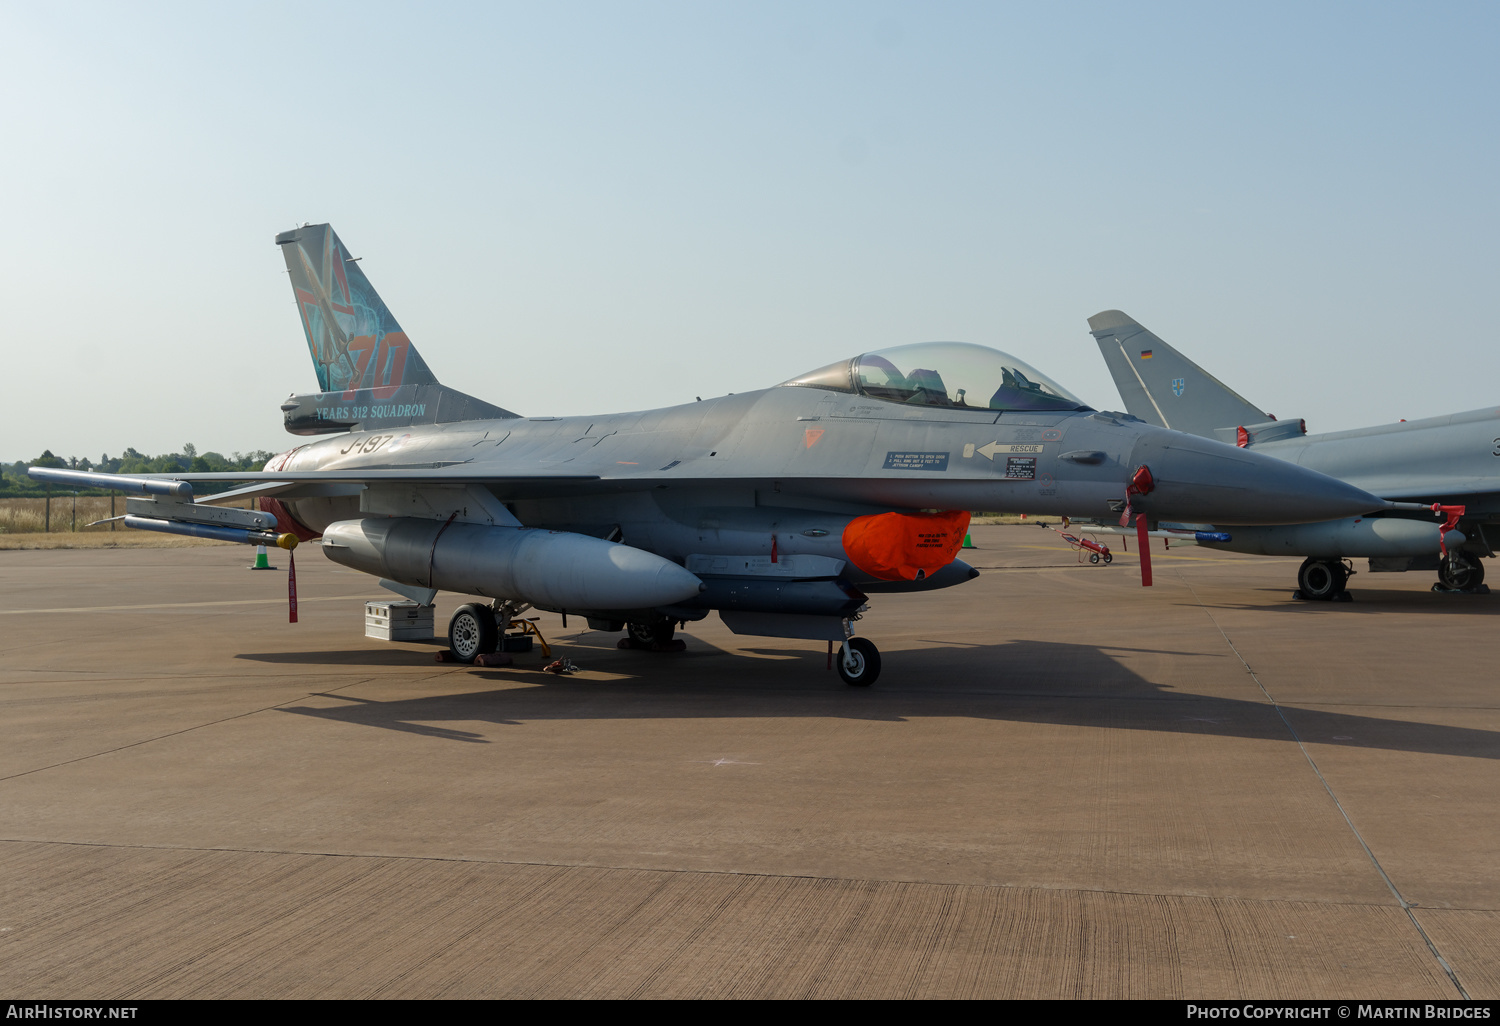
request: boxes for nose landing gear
[837,637,881,687]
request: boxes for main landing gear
[448,602,498,661]
[620,620,687,652]
[627,621,674,646]
[1436,553,1488,593]
[1294,554,1492,599]
[1295,558,1353,602]
[447,600,552,663]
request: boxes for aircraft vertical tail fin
[276,223,438,393]
[274,224,517,434]
[1088,310,1273,438]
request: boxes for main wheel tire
[1438,554,1485,590]
[837,637,881,687]
[449,604,499,663]
[627,621,675,647]
[1297,558,1347,601]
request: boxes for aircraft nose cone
[1130,430,1383,525]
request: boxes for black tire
[1103,553,1113,565]
[837,638,881,687]
[627,621,675,647]
[1089,552,1101,564]
[1438,554,1485,590]
[448,603,498,663]
[1297,558,1348,601]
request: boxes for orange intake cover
[841,510,970,582]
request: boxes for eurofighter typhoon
[33,226,1393,683]
[1090,310,1497,600]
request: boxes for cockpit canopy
[782,341,1091,413]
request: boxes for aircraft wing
[191,479,361,507]
[27,466,600,507]
[147,469,602,484]
[30,461,970,517]
[177,469,613,505]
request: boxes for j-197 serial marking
[340,434,395,456]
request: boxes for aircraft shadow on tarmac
[1204,588,1500,616]
[268,637,1500,760]
[237,639,450,666]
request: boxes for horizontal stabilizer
[1088,310,1271,438]
[281,382,517,435]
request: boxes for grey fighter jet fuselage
[250,374,1385,621]
[28,227,1397,683]
[264,379,1389,538]
[1090,310,1500,598]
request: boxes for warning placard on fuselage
[1003,456,1037,480]
[883,451,950,472]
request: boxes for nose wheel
[837,638,881,687]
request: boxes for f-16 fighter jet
[33,227,1390,683]
[1090,310,1497,600]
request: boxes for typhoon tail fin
[1088,310,1278,440]
[274,224,516,434]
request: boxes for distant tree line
[2,444,277,496]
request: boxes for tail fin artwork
[275,224,516,434]
[278,223,436,393]
[1088,310,1304,446]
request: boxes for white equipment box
[365,600,435,641]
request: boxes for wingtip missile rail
[27,466,194,499]
[26,466,296,548]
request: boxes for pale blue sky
[3,1,1496,460]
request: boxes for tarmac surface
[1,523,1496,999]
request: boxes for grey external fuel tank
[320,518,704,611]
